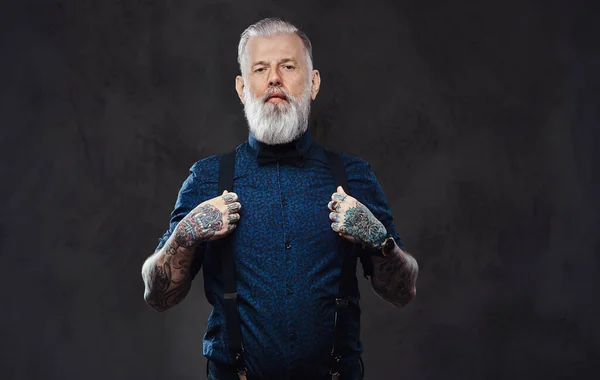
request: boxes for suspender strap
[324,150,350,195]
[218,150,247,379]
[324,150,358,379]
[218,150,236,199]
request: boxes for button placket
[277,162,296,365]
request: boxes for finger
[329,212,341,222]
[337,186,347,195]
[331,222,345,233]
[332,193,347,202]
[223,190,228,195]
[227,202,241,212]
[227,213,240,223]
[227,223,238,231]
[328,200,341,212]
[222,192,238,203]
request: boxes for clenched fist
[328,186,387,249]
[174,190,242,248]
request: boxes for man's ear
[310,69,321,100]
[235,75,245,104]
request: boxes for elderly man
[141,18,418,380]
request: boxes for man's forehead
[246,33,305,62]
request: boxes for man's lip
[266,93,287,100]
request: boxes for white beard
[243,82,312,145]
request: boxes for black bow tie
[256,143,305,167]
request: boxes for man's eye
[283,65,294,70]
[254,68,265,73]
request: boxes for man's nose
[268,68,281,87]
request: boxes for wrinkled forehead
[244,33,308,66]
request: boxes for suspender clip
[234,350,248,379]
[329,353,342,378]
[224,292,238,300]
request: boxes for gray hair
[237,18,313,77]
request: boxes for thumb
[337,186,346,194]
[222,190,228,195]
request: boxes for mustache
[261,88,292,102]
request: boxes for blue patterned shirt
[155,130,404,379]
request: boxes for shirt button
[285,242,291,249]
[288,332,297,341]
[286,288,293,295]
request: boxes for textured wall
[1,0,598,379]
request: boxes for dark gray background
[1,0,598,379]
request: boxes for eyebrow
[252,58,298,67]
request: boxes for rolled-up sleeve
[350,160,404,249]
[344,155,406,278]
[154,156,219,279]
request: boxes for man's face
[243,33,311,102]
[236,33,320,145]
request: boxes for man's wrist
[372,226,388,250]
[366,234,395,258]
[361,226,388,252]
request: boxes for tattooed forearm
[142,237,195,312]
[371,245,418,308]
[143,251,193,311]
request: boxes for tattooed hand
[328,186,387,249]
[174,190,242,247]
